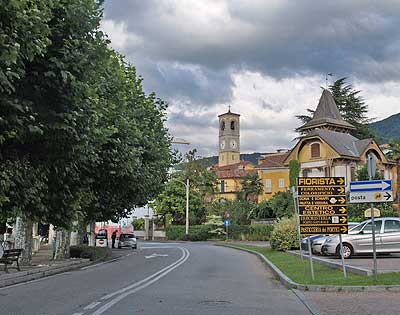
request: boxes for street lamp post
[185,178,189,235]
[173,178,190,235]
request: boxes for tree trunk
[15,216,33,265]
[88,222,96,247]
[54,229,70,260]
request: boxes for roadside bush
[70,246,112,261]
[270,217,298,251]
[132,218,145,230]
[166,223,274,241]
[166,225,214,241]
[248,225,274,241]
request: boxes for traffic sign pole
[339,234,347,279]
[368,154,378,281]
[307,237,315,280]
[292,186,303,262]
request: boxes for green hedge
[70,245,112,261]
[166,224,273,241]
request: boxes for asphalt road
[0,242,313,315]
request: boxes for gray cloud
[101,1,400,156]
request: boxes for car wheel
[118,244,121,249]
[337,243,353,259]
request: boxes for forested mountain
[370,113,400,143]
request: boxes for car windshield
[349,222,366,233]
[121,234,135,239]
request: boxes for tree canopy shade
[296,78,375,139]
[0,0,172,227]
[153,150,217,225]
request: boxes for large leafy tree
[239,173,263,202]
[1,0,172,258]
[153,150,217,224]
[296,78,375,139]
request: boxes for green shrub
[248,225,274,241]
[70,245,112,261]
[166,225,214,241]
[132,218,145,230]
[166,223,274,241]
[270,216,298,251]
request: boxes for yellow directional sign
[298,177,345,187]
[297,177,348,235]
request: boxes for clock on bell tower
[218,107,240,167]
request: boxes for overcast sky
[101,1,400,157]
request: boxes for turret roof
[298,89,355,132]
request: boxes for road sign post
[348,155,394,281]
[224,216,231,240]
[307,237,315,280]
[297,177,348,279]
[339,234,347,278]
[368,154,378,281]
[292,186,304,261]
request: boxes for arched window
[220,120,225,130]
[230,120,235,130]
[310,142,321,158]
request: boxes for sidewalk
[0,245,126,288]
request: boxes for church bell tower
[218,108,240,167]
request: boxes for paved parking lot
[316,253,400,274]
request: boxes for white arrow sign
[350,191,393,203]
[350,180,392,192]
[145,253,169,259]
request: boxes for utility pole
[185,178,189,235]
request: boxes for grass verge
[229,244,400,286]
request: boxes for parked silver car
[313,222,360,255]
[322,217,400,258]
[118,233,137,249]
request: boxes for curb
[219,244,400,293]
[0,259,91,288]
[218,244,320,315]
[287,250,372,276]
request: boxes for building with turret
[285,89,397,194]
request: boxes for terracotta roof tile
[258,152,290,168]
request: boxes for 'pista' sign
[297,177,348,235]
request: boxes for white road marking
[90,247,190,315]
[100,247,186,301]
[144,253,169,259]
[84,301,101,310]
[71,313,84,315]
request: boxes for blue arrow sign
[224,220,231,226]
[350,180,392,192]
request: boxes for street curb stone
[219,244,400,293]
[0,258,92,288]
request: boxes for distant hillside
[370,113,400,143]
[175,152,268,170]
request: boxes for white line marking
[71,313,84,315]
[100,247,186,301]
[90,247,190,315]
[84,301,101,310]
[144,253,169,259]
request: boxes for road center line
[100,246,187,301]
[91,247,190,315]
[84,301,101,310]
